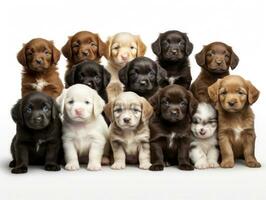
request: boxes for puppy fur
[9,92,62,173]
[191,42,239,103]
[149,85,198,171]
[104,92,153,169]
[119,57,168,99]
[57,84,109,171]
[152,30,193,89]
[189,103,219,169]
[208,75,261,168]
[18,38,63,98]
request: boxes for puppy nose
[35,58,43,65]
[200,128,206,135]
[123,117,131,124]
[34,116,43,123]
[216,59,223,65]
[171,49,178,54]
[228,100,236,107]
[170,110,178,115]
[87,82,93,87]
[82,50,89,56]
[75,108,83,115]
[121,54,128,61]
[140,80,148,86]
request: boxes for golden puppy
[104,92,153,170]
[208,75,261,168]
[104,32,146,102]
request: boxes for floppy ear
[97,34,106,58]
[93,91,105,118]
[183,33,193,56]
[151,34,161,57]
[104,36,113,59]
[195,46,207,67]
[17,44,27,66]
[149,90,161,116]
[50,41,61,64]
[187,91,198,118]
[11,99,24,126]
[229,47,239,70]
[156,63,168,86]
[118,63,130,86]
[208,79,222,104]
[140,97,153,122]
[50,98,59,120]
[56,89,67,115]
[104,101,114,122]
[246,80,260,105]
[102,65,111,88]
[62,36,72,59]
[135,35,146,56]
[65,65,78,87]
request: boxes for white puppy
[189,103,219,169]
[56,84,109,171]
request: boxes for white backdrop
[1,0,266,199]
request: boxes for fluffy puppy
[104,92,153,170]
[208,75,260,168]
[18,38,63,98]
[191,42,239,103]
[104,32,146,102]
[152,30,193,89]
[65,60,111,102]
[118,57,168,99]
[57,84,109,171]
[189,103,219,169]
[62,31,106,86]
[9,92,62,174]
[149,85,198,171]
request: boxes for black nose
[36,58,43,65]
[82,50,89,56]
[216,60,223,65]
[34,116,43,123]
[140,80,148,86]
[170,110,178,115]
[228,100,236,107]
[87,82,93,87]
[123,117,131,123]
[171,49,178,54]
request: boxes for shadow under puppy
[104,92,153,170]
[10,92,62,174]
[118,57,168,99]
[149,85,198,171]
[208,75,261,168]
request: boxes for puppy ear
[187,91,198,117]
[140,97,153,122]
[151,34,161,57]
[17,44,27,66]
[118,63,129,86]
[51,98,59,120]
[208,79,222,104]
[246,80,260,105]
[135,35,146,56]
[65,66,77,88]
[183,33,193,56]
[50,41,61,64]
[104,101,113,122]
[11,99,24,126]
[93,91,105,118]
[104,36,113,59]
[195,46,207,67]
[102,65,111,88]
[56,89,67,115]
[62,36,72,59]
[156,63,168,86]
[97,34,106,58]
[149,89,161,115]
[229,46,239,70]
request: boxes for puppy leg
[149,142,164,171]
[44,141,61,171]
[190,146,208,169]
[207,147,219,168]
[63,141,80,171]
[87,142,104,171]
[138,142,152,170]
[11,144,29,174]
[111,141,126,170]
[177,138,194,171]
[219,131,235,168]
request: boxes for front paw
[111,161,126,170]
[11,165,28,174]
[139,162,152,170]
[65,161,80,171]
[208,161,220,168]
[195,160,209,169]
[149,163,164,171]
[246,160,261,168]
[87,163,102,171]
[179,163,194,171]
[220,160,234,168]
[45,163,61,171]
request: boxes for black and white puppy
[9,92,62,174]
[65,60,111,102]
[152,30,193,89]
[119,57,168,99]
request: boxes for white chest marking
[36,139,46,152]
[31,79,49,91]
[169,132,176,148]
[233,127,243,140]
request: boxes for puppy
[17,38,63,98]
[104,92,153,170]
[104,32,146,102]
[189,103,219,169]
[118,57,168,99]
[57,84,109,171]
[152,30,193,89]
[9,92,62,174]
[149,85,198,171]
[208,75,261,168]
[62,31,106,86]
[65,60,111,102]
[191,42,239,103]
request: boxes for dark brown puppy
[149,85,198,171]
[18,38,63,98]
[62,31,106,86]
[152,30,193,89]
[190,42,239,103]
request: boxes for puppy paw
[9,160,15,168]
[195,160,209,169]
[11,165,28,174]
[246,160,261,168]
[45,163,61,171]
[149,163,164,171]
[208,161,220,168]
[179,163,194,171]
[65,161,80,171]
[139,162,152,170]
[101,156,110,165]
[111,161,126,170]
[87,163,102,171]
[220,160,234,168]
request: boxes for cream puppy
[189,103,219,169]
[104,92,153,170]
[56,84,109,171]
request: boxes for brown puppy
[62,31,106,86]
[149,85,198,171]
[191,42,239,103]
[18,38,63,98]
[208,75,260,168]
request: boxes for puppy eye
[132,108,141,112]
[148,72,155,78]
[26,51,33,56]
[192,118,198,124]
[220,91,227,96]
[44,50,51,56]
[207,53,212,57]
[114,108,122,113]
[90,42,97,47]
[112,46,120,50]
[130,46,136,50]
[85,101,90,104]
[209,119,217,124]
[225,54,230,58]
[68,100,74,104]
[162,100,169,106]
[238,91,245,95]
[72,42,80,48]
[26,107,32,113]
[42,105,49,112]
[180,101,187,107]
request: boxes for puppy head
[62,31,106,64]
[17,38,60,72]
[208,75,259,112]
[118,57,167,93]
[104,92,153,130]
[149,85,198,122]
[67,60,111,93]
[56,84,105,123]
[152,30,193,62]
[195,42,239,73]
[11,92,58,130]
[104,32,146,69]
[191,103,217,139]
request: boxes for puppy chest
[73,136,91,156]
[30,79,49,91]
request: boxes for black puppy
[149,85,198,171]
[9,92,62,174]
[119,57,168,99]
[65,60,111,102]
[152,30,193,89]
